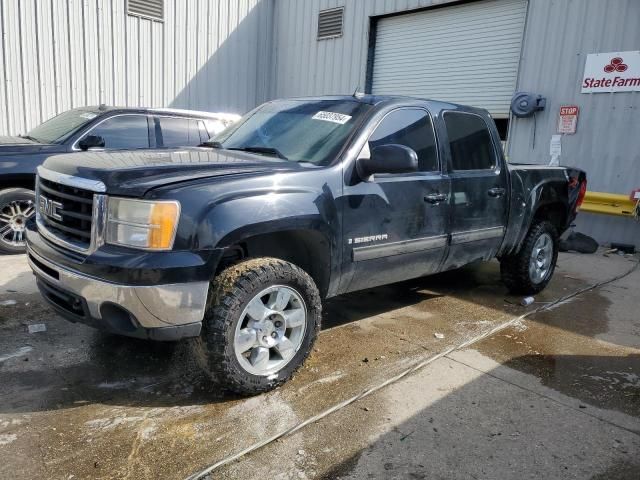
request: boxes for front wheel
[0,188,36,254]
[500,221,559,295]
[192,257,321,395]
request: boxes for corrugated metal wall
[507,0,640,247]
[0,0,274,136]
[270,0,463,100]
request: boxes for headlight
[106,198,180,250]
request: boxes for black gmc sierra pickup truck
[26,95,587,394]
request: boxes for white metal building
[0,0,638,246]
[0,0,273,136]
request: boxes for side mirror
[356,144,418,180]
[78,135,105,151]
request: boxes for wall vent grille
[127,0,164,21]
[317,7,343,40]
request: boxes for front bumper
[27,247,208,341]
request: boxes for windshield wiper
[227,146,288,160]
[199,140,223,148]
[19,135,41,143]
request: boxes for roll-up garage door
[371,0,527,117]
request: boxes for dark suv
[0,106,239,253]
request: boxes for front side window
[368,108,438,172]
[444,112,496,171]
[26,108,100,144]
[85,115,150,150]
[157,117,202,148]
[213,99,372,165]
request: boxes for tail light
[576,179,587,209]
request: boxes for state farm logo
[582,51,640,92]
[604,57,628,73]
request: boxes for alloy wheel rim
[0,199,35,247]
[529,233,553,284]
[234,285,307,376]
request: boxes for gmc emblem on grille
[39,195,63,221]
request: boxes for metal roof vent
[317,7,344,40]
[127,0,164,22]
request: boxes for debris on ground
[610,242,636,254]
[520,296,535,306]
[0,346,33,363]
[434,333,445,339]
[27,324,47,334]
[0,299,17,306]
[559,231,598,254]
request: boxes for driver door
[340,107,451,293]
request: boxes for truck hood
[0,136,59,155]
[41,148,306,196]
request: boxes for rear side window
[158,117,202,147]
[368,108,438,172]
[444,112,496,171]
[87,115,150,150]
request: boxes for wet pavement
[0,251,638,479]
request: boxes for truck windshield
[25,108,100,144]
[210,99,371,165]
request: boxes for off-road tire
[192,257,321,395]
[500,221,559,295]
[0,188,36,254]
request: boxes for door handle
[424,193,447,204]
[487,187,506,198]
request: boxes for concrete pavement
[0,251,638,479]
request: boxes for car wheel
[500,220,559,295]
[192,257,321,395]
[0,188,36,254]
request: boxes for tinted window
[368,109,438,172]
[86,115,150,149]
[158,117,202,147]
[444,112,496,170]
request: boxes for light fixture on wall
[510,92,547,149]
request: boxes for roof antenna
[352,86,364,99]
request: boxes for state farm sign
[581,51,640,93]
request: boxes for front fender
[191,185,338,251]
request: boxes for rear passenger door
[441,111,508,270]
[155,116,208,148]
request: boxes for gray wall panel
[0,0,275,136]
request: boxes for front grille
[38,177,94,249]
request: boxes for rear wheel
[0,188,36,254]
[192,257,321,395]
[500,221,559,295]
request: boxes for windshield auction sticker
[312,111,352,124]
